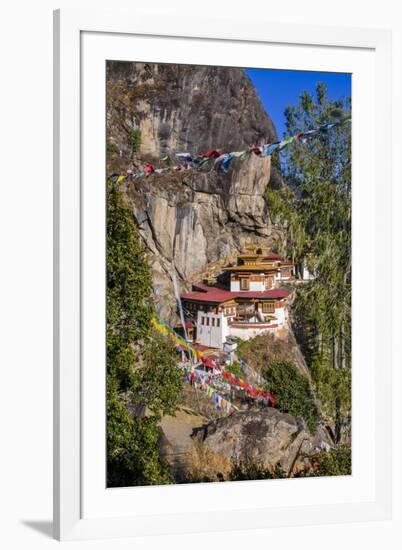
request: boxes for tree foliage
[229,446,352,480]
[310,353,351,429]
[229,460,286,481]
[107,178,182,487]
[263,361,319,433]
[266,83,351,429]
[297,445,352,477]
[225,361,242,378]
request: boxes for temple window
[262,302,275,313]
[240,277,250,290]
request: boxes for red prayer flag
[202,150,221,158]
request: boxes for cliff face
[107,62,281,321]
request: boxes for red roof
[181,288,290,304]
[191,283,211,292]
[175,321,194,328]
[192,282,228,292]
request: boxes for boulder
[193,408,332,475]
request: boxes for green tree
[263,361,320,433]
[296,445,352,477]
[266,83,351,430]
[107,178,182,487]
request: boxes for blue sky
[245,68,351,139]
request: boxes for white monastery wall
[229,325,278,340]
[196,310,230,348]
[230,280,240,291]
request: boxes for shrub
[184,442,232,484]
[229,459,286,481]
[129,128,141,153]
[263,361,319,432]
[296,445,351,477]
[107,141,119,155]
[226,361,242,378]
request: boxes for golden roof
[237,254,279,260]
[223,265,279,272]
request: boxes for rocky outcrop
[237,331,312,379]
[107,62,276,160]
[193,409,332,475]
[107,62,281,321]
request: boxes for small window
[265,277,273,289]
[201,316,205,325]
[217,318,220,327]
[262,302,275,314]
[212,318,215,327]
[240,278,249,290]
[206,317,210,326]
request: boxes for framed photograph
[53,8,392,541]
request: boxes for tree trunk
[334,397,342,444]
[332,336,339,370]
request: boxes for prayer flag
[278,136,295,150]
[215,153,234,173]
[260,142,280,156]
[202,150,221,159]
[112,117,349,180]
[176,152,193,163]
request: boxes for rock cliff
[193,408,332,476]
[107,62,281,321]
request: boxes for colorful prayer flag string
[111,117,351,183]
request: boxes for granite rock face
[193,409,331,475]
[107,62,282,321]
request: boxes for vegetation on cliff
[266,83,351,437]
[105,67,352,485]
[107,178,183,487]
[229,445,351,481]
[263,361,319,432]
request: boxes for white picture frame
[53,8,392,541]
